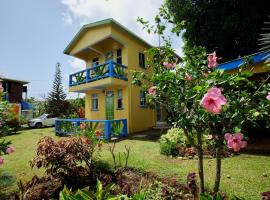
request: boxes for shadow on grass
[126,128,167,142]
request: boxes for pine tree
[46,63,70,117]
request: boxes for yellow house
[62,18,164,137]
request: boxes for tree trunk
[196,131,205,193]
[213,145,222,193]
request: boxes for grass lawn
[1,127,270,199]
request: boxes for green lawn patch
[1,128,270,199]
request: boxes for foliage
[159,128,188,155]
[30,136,94,178]
[46,62,70,117]
[135,12,270,193]
[144,180,191,200]
[59,180,119,200]
[259,15,270,67]
[0,83,16,166]
[165,0,269,61]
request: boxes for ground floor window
[91,94,98,110]
[117,89,123,109]
[140,91,146,107]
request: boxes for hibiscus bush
[0,83,16,166]
[134,13,270,194]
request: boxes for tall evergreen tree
[46,63,69,116]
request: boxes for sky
[0,0,183,99]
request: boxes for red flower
[80,136,91,145]
[80,123,86,129]
[95,130,102,137]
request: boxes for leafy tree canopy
[165,0,270,61]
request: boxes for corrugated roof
[217,51,270,71]
[0,75,29,84]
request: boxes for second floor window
[92,57,99,67]
[140,91,146,107]
[139,52,145,68]
[91,94,98,110]
[117,89,123,109]
[116,48,122,64]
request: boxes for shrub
[30,136,94,178]
[159,128,187,156]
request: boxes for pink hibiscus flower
[224,133,247,152]
[6,146,16,154]
[149,86,156,96]
[266,92,270,100]
[208,51,218,68]
[200,87,227,113]
[95,129,103,137]
[0,157,4,165]
[185,73,192,81]
[163,62,176,69]
[80,123,86,129]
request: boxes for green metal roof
[63,18,153,55]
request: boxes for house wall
[85,86,129,120]
[68,23,156,133]
[111,26,156,133]
[4,81,23,103]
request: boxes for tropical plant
[59,179,119,200]
[0,82,16,166]
[30,136,94,178]
[134,12,270,194]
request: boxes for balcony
[69,60,128,91]
[55,118,128,141]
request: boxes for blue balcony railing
[55,118,128,141]
[69,60,128,87]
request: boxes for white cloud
[68,57,86,70]
[61,0,183,55]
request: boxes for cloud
[61,0,183,55]
[68,57,86,70]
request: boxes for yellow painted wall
[85,86,129,121]
[69,25,111,56]
[111,26,156,133]
[227,61,269,74]
[68,23,156,133]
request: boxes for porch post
[108,60,114,77]
[105,120,111,141]
[122,119,128,137]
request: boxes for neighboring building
[64,18,165,133]
[0,75,33,120]
[0,75,29,103]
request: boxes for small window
[140,91,146,107]
[91,94,98,110]
[92,57,99,67]
[139,52,145,68]
[117,89,123,109]
[116,48,122,64]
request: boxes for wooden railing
[55,118,128,141]
[69,60,128,87]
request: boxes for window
[92,57,99,67]
[91,94,98,110]
[139,52,145,68]
[117,89,123,109]
[140,91,146,107]
[116,48,122,64]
